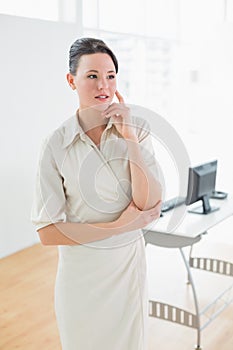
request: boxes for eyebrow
[86,69,116,73]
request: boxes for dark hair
[69,37,118,75]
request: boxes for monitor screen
[185,160,219,214]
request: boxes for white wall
[0,14,82,258]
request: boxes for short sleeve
[31,138,66,231]
[136,117,159,179]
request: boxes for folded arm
[38,200,161,246]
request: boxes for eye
[107,74,116,80]
[87,74,97,79]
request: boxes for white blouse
[31,113,158,244]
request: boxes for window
[179,0,225,41]
[0,0,79,22]
[0,0,59,21]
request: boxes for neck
[77,108,108,134]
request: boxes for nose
[97,77,109,90]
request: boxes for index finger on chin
[115,90,125,103]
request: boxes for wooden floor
[1,217,233,350]
[0,243,61,350]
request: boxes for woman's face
[67,53,117,111]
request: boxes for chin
[90,100,112,112]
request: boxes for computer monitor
[185,160,219,214]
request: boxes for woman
[31,37,162,350]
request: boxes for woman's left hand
[101,91,138,140]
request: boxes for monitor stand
[188,195,220,215]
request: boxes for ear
[66,73,76,90]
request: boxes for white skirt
[54,231,148,350]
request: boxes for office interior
[1,1,233,349]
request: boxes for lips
[95,95,109,100]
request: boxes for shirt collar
[62,113,114,149]
[61,114,83,149]
[105,117,114,131]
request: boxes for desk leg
[179,248,202,350]
[186,245,194,284]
